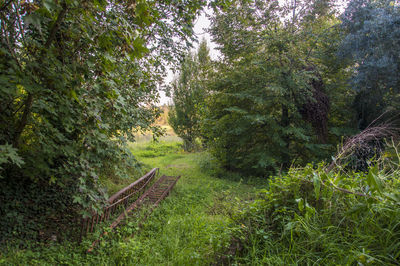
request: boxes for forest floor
[1,140,262,265]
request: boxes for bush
[232,161,400,264]
[132,141,183,158]
[197,153,221,177]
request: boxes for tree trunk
[13,93,33,147]
[281,104,290,169]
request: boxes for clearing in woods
[1,140,260,265]
[119,140,260,265]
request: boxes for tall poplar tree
[169,39,211,151]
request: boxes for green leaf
[73,195,82,204]
[70,90,80,103]
[131,37,149,58]
[383,192,400,203]
[313,172,321,200]
[295,198,304,212]
[0,143,24,169]
[24,13,42,34]
[49,176,57,185]
[366,164,383,194]
[43,0,58,12]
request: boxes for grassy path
[116,141,258,265]
[1,141,258,265]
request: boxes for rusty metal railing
[87,174,181,252]
[108,175,181,229]
[80,168,158,238]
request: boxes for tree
[168,39,210,151]
[340,0,400,129]
[203,0,351,175]
[0,0,206,241]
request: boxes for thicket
[0,0,209,243]
[229,145,400,264]
[168,0,400,177]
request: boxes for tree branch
[0,15,22,69]
[0,0,14,11]
[13,93,33,147]
[13,3,69,147]
[14,2,26,46]
[45,3,68,49]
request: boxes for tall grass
[0,141,256,265]
[231,155,400,265]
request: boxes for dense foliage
[340,0,400,129]
[168,39,211,151]
[231,155,400,264]
[168,0,400,176]
[0,142,248,265]
[200,0,353,175]
[0,0,206,241]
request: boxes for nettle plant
[0,0,206,240]
[234,152,400,264]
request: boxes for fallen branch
[327,118,400,172]
[301,178,371,198]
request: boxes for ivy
[0,0,207,242]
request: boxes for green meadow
[1,140,258,265]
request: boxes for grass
[231,163,400,265]
[119,140,259,265]
[3,138,398,265]
[0,140,258,265]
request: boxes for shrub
[232,160,400,264]
[132,141,183,158]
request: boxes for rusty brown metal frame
[108,175,180,228]
[87,174,181,252]
[80,168,159,239]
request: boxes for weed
[1,140,255,265]
[232,160,400,265]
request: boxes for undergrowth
[0,141,256,265]
[4,140,398,265]
[230,160,400,265]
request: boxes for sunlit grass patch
[130,141,183,158]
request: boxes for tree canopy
[0,0,206,240]
[340,0,400,129]
[168,39,211,151]
[198,0,352,175]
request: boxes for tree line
[169,0,400,176]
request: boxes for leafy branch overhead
[0,0,207,240]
